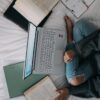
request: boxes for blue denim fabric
[65,41,77,53]
[65,19,98,82]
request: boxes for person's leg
[73,19,99,42]
[66,56,79,83]
[66,19,98,86]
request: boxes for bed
[0,0,100,100]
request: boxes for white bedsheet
[0,0,100,100]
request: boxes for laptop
[23,23,67,79]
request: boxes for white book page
[24,77,59,100]
[32,0,59,14]
[62,0,88,17]
[13,0,46,26]
[13,0,59,26]
[83,0,95,6]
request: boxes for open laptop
[23,23,67,79]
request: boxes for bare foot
[64,16,74,32]
[64,16,74,43]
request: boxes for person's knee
[68,75,85,86]
[73,19,88,41]
[73,19,87,33]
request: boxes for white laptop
[23,23,67,79]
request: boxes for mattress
[0,0,100,100]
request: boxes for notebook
[61,0,95,18]
[24,76,59,100]
[4,61,45,98]
[23,23,67,79]
[4,0,58,31]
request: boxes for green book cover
[4,62,46,98]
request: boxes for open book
[24,76,59,100]
[62,0,95,18]
[13,0,59,26]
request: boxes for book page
[32,0,59,14]
[13,0,46,26]
[13,0,59,26]
[83,0,95,6]
[24,76,59,100]
[62,0,87,18]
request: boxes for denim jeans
[66,19,99,82]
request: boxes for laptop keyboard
[39,30,56,72]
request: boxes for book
[61,0,95,18]
[24,76,59,100]
[13,0,59,26]
[4,61,45,98]
[4,0,57,31]
[23,23,66,79]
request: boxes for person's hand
[64,50,75,63]
[55,88,69,100]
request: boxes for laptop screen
[23,23,36,79]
